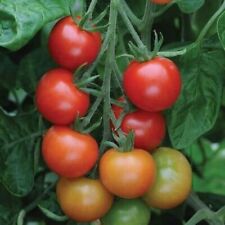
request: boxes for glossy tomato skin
[122,110,166,151]
[112,98,166,151]
[48,16,101,71]
[57,177,114,222]
[42,126,98,178]
[143,147,192,209]
[35,68,89,125]
[123,57,181,112]
[99,148,156,198]
[101,198,151,225]
[151,0,171,4]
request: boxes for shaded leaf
[167,41,225,148]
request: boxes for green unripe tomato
[101,198,151,225]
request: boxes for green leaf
[217,10,225,50]
[18,48,56,94]
[0,0,69,51]
[167,42,225,149]
[177,0,205,14]
[191,0,222,38]
[0,109,42,196]
[0,184,21,225]
[38,193,67,222]
[0,51,17,90]
[186,139,225,196]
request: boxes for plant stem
[140,1,155,50]
[100,0,118,153]
[153,1,175,17]
[197,1,225,42]
[187,192,223,225]
[121,0,141,27]
[83,96,103,127]
[86,0,98,18]
[17,182,56,225]
[118,5,145,49]
[83,28,111,79]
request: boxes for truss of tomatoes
[34,13,192,225]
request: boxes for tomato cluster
[34,13,192,225]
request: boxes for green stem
[121,0,142,27]
[140,1,155,50]
[86,0,98,18]
[83,96,103,127]
[197,1,225,42]
[187,192,223,225]
[118,5,145,49]
[153,1,175,17]
[100,0,118,153]
[83,28,111,79]
[17,182,56,225]
[79,0,98,27]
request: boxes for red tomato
[99,148,156,199]
[42,126,98,178]
[123,57,181,112]
[57,177,114,222]
[48,16,101,71]
[121,110,166,151]
[151,0,172,4]
[35,68,89,125]
[112,97,166,151]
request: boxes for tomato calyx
[128,31,164,62]
[113,130,135,152]
[73,116,102,134]
[73,65,102,98]
[70,2,109,32]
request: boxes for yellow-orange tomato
[56,177,114,222]
[151,0,172,4]
[143,147,192,209]
[99,148,156,199]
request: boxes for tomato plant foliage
[1,0,225,225]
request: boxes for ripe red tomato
[151,0,172,4]
[48,16,101,71]
[123,57,181,112]
[57,177,114,222]
[35,68,89,125]
[121,110,166,151]
[143,147,192,209]
[42,126,98,178]
[112,97,166,151]
[99,148,156,199]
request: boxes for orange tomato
[99,148,156,198]
[56,177,114,222]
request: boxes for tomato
[143,147,192,209]
[123,57,181,112]
[57,177,114,222]
[35,68,89,125]
[112,99,166,151]
[99,148,156,198]
[101,198,151,225]
[42,126,98,178]
[151,0,172,4]
[48,16,101,71]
